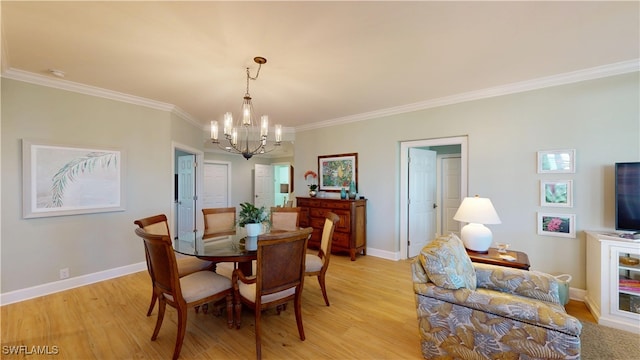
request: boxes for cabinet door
[333,210,351,233]
[611,245,640,320]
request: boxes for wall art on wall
[537,149,576,173]
[540,180,573,207]
[537,212,575,238]
[22,139,125,218]
[318,153,358,192]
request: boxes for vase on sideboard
[349,181,357,199]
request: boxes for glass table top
[173,231,253,258]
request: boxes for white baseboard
[1,251,588,307]
[569,287,586,302]
[365,247,401,261]
[0,262,146,306]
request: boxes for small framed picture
[540,180,573,207]
[537,212,576,238]
[537,149,576,173]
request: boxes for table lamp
[453,195,501,253]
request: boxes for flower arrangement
[304,170,318,191]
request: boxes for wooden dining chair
[202,207,236,239]
[232,227,313,360]
[134,214,214,316]
[202,207,239,280]
[134,227,233,360]
[305,212,340,306]
[270,207,300,231]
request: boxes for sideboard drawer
[310,217,326,229]
[332,231,350,248]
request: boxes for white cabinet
[586,231,640,333]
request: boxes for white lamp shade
[453,196,501,252]
[453,196,501,224]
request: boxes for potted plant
[238,202,269,250]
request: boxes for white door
[408,148,437,257]
[254,164,274,208]
[177,155,195,240]
[203,162,230,208]
[441,156,462,236]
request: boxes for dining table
[172,227,292,275]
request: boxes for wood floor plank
[1,254,592,359]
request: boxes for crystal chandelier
[210,56,282,160]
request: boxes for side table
[466,248,530,270]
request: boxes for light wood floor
[1,254,594,359]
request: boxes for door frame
[171,142,204,238]
[400,136,468,259]
[436,153,462,236]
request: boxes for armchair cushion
[420,233,476,290]
[474,262,561,304]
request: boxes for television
[615,162,640,233]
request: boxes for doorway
[273,163,292,207]
[171,143,204,241]
[400,136,468,259]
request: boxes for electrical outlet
[59,268,69,280]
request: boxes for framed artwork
[540,180,573,207]
[537,212,576,238]
[22,139,125,218]
[537,149,576,173]
[318,153,358,192]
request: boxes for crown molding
[1,68,203,128]
[3,59,638,134]
[296,59,640,132]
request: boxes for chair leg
[225,293,234,329]
[147,292,157,316]
[294,290,305,341]
[255,307,262,360]
[173,305,188,360]
[152,298,166,341]
[276,303,288,314]
[317,274,330,306]
[234,297,242,329]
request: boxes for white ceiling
[2,1,639,133]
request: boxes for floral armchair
[412,234,581,359]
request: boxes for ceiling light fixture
[210,56,282,160]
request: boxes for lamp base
[460,223,493,253]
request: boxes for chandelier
[210,56,282,160]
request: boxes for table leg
[238,261,253,276]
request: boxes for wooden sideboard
[296,197,367,261]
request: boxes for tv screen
[616,162,640,232]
